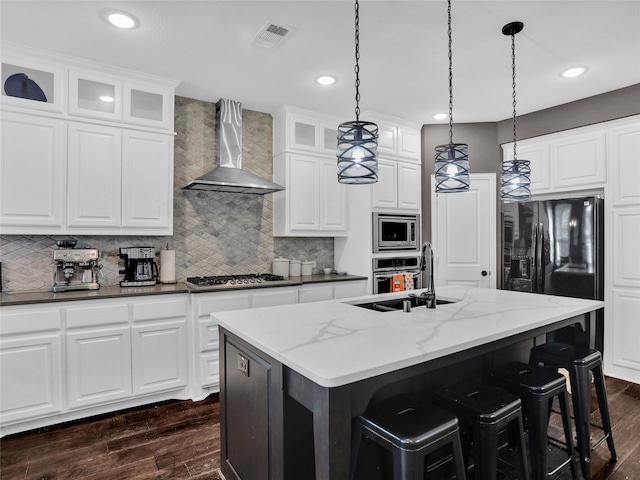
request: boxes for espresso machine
[118,247,159,287]
[52,240,101,292]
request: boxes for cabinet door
[124,82,174,130]
[121,131,173,232]
[503,142,551,194]
[1,55,64,113]
[372,159,398,209]
[68,70,123,121]
[288,154,320,230]
[398,127,420,160]
[397,162,421,210]
[608,121,640,206]
[319,157,348,232]
[319,122,339,155]
[376,123,397,157]
[289,114,319,152]
[67,123,122,228]
[0,334,63,424]
[552,132,606,189]
[0,112,65,231]
[66,326,132,409]
[131,319,188,395]
[131,297,188,395]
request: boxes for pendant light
[434,0,469,193]
[500,21,531,202]
[337,0,378,184]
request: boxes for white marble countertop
[213,285,604,388]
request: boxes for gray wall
[0,97,334,292]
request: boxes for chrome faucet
[420,242,436,308]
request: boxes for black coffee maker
[118,247,159,287]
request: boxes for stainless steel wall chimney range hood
[181,98,284,194]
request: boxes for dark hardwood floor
[1,377,638,480]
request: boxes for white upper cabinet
[362,111,421,163]
[273,106,348,237]
[67,122,122,228]
[273,153,348,236]
[0,111,66,231]
[273,106,340,156]
[0,46,179,235]
[372,159,421,211]
[69,70,123,122]
[607,120,640,206]
[502,125,606,196]
[1,49,65,114]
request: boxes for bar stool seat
[488,361,579,480]
[435,381,530,480]
[350,394,467,479]
[530,342,617,480]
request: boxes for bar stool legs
[488,361,579,480]
[436,381,531,480]
[530,343,617,480]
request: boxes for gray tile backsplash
[0,96,333,292]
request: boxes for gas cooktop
[186,273,297,291]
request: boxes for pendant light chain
[447,0,454,144]
[511,30,518,160]
[354,0,361,122]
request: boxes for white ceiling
[1,1,639,125]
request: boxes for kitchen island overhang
[215,285,604,480]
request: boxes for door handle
[481,270,489,277]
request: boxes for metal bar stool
[350,394,467,480]
[530,342,617,480]
[488,361,579,480]
[435,381,531,480]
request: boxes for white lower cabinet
[67,325,132,409]
[299,280,368,303]
[131,297,188,395]
[0,308,63,425]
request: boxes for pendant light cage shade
[435,142,470,193]
[500,159,531,202]
[337,120,379,184]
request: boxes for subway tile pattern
[0,97,333,292]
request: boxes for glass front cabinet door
[1,56,64,113]
[124,83,174,130]
[68,70,123,121]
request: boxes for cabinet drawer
[0,308,61,335]
[199,320,220,352]
[199,352,220,388]
[132,297,188,322]
[66,303,128,329]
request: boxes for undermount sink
[353,296,455,312]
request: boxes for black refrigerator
[502,195,604,347]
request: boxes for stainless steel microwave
[373,213,420,252]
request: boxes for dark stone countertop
[0,274,367,306]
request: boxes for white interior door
[431,173,496,288]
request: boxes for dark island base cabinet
[220,328,285,480]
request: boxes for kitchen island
[214,285,603,480]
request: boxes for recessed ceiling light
[433,113,448,121]
[106,12,138,29]
[561,66,588,78]
[316,75,337,86]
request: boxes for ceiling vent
[250,21,295,50]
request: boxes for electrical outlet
[238,354,249,376]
